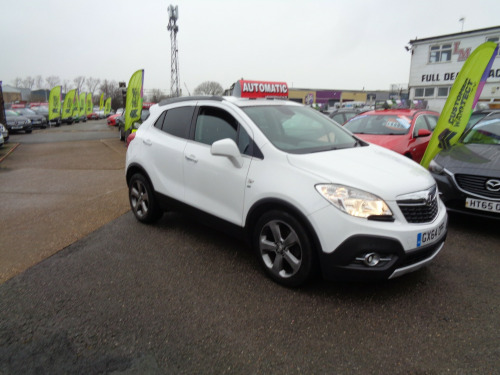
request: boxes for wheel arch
[126,163,154,190]
[244,198,322,256]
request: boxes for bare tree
[13,77,23,87]
[45,76,61,89]
[22,76,36,90]
[193,81,223,96]
[149,88,168,103]
[62,80,70,94]
[35,75,44,89]
[86,77,101,97]
[73,76,86,93]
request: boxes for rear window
[154,106,195,139]
[344,114,411,135]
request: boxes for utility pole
[167,5,180,97]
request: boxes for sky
[1,0,500,95]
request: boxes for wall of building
[409,26,500,112]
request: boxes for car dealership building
[407,25,500,112]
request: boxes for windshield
[33,106,49,114]
[462,117,500,145]
[466,112,489,131]
[242,105,357,154]
[344,114,411,135]
[6,110,19,116]
[18,108,36,115]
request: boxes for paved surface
[0,126,129,283]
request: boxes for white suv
[125,96,447,287]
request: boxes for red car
[107,113,121,126]
[343,108,440,163]
[87,112,99,120]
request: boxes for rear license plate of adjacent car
[465,198,500,213]
[417,221,445,247]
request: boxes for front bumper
[308,197,448,281]
[432,172,500,220]
[318,231,447,281]
[7,124,32,132]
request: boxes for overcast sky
[1,0,499,94]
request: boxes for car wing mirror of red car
[416,129,432,138]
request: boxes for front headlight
[428,159,445,175]
[315,184,392,218]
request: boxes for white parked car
[125,96,447,286]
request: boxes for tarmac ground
[0,134,129,283]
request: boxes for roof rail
[158,95,224,107]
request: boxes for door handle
[143,139,152,146]
[185,154,198,163]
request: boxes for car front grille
[455,174,500,200]
[397,186,439,224]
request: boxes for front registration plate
[417,221,445,247]
[465,198,500,213]
[12,126,23,129]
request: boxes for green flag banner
[72,90,80,118]
[99,93,104,110]
[86,93,93,115]
[420,41,499,168]
[79,92,86,117]
[125,69,144,132]
[48,86,62,121]
[62,89,76,120]
[104,97,112,116]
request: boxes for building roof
[409,25,500,45]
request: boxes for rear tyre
[253,210,314,287]
[128,173,163,223]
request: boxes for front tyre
[128,173,162,223]
[254,210,314,287]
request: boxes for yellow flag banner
[125,69,144,132]
[99,93,104,110]
[104,97,112,116]
[86,93,93,115]
[420,41,499,168]
[62,89,76,121]
[48,86,61,121]
[79,92,86,117]
[72,90,80,118]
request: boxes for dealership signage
[421,68,500,83]
[231,80,288,98]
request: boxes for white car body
[126,96,447,286]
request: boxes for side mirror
[211,138,244,168]
[416,128,431,138]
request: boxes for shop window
[424,88,435,97]
[415,88,424,98]
[437,87,450,97]
[486,36,500,55]
[429,44,452,63]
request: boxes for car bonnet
[435,143,500,176]
[286,144,435,200]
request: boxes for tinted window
[157,106,195,139]
[154,111,166,130]
[194,107,238,145]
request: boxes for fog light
[356,252,382,267]
[364,253,380,266]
